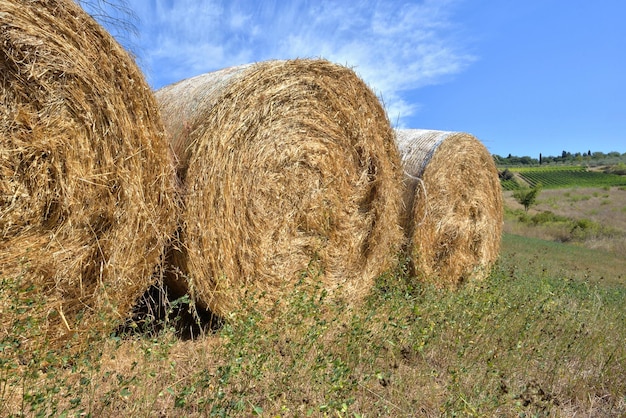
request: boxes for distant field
[503,184,626,256]
[500,165,626,190]
[503,186,626,232]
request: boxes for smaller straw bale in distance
[157,59,405,317]
[0,0,177,348]
[395,129,503,287]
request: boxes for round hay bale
[156,59,405,317]
[395,129,503,287]
[0,0,177,348]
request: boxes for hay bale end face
[0,0,177,347]
[157,59,405,317]
[396,129,503,287]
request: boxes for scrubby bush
[604,163,626,176]
[531,211,568,225]
[499,168,515,180]
[513,183,542,212]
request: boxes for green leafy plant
[513,183,543,212]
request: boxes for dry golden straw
[0,0,177,348]
[395,129,503,287]
[157,59,405,317]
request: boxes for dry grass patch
[3,248,625,417]
[505,187,626,233]
[502,187,626,254]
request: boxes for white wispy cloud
[91,0,475,124]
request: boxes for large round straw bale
[0,0,177,348]
[157,59,405,317]
[395,129,503,287]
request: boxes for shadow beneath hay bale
[116,282,223,341]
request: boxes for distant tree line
[494,150,626,166]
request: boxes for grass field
[503,186,626,256]
[2,229,625,417]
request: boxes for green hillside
[500,166,626,190]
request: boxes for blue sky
[86,0,626,157]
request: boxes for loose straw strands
[157,59,405,317]
[0,0,177,349]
